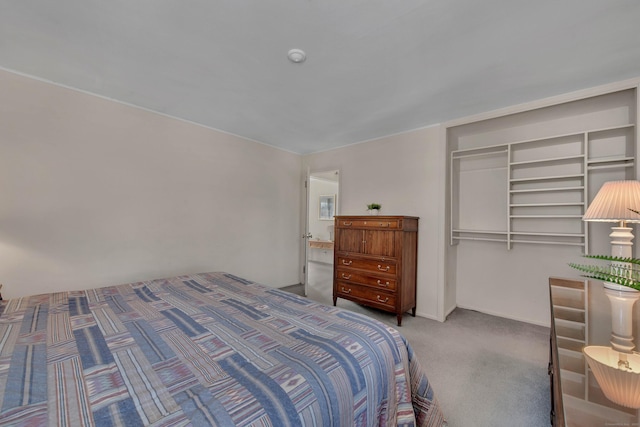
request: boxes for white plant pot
[603,282,640,353]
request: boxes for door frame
[303,168,340,296]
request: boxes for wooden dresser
[333,215,418,326]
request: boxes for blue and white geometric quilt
[0,272,444,426]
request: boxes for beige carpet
[283,261,551,427]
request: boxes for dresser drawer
[336,268,397,291]
[336,218,400,230]
[335,282,396,309]
[336,255,397,275]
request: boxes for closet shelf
[511,239,585,246]
[451,148,508,160]
[451,124,634,157]
[510,154,584,167]
[510,232,585,237]
[588,123,635,134]
[452,237,508,243]
[452,229,507,235]
[510,215,583,219]
[510,186,584,194]
[451,229,508,244]
[587,158,634,171]
[510,202,584,207]
[588,164,634,172]
[587,156,634,165]
[509,174,584,183]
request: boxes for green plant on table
[367,203,381,210]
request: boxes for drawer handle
[343,221,353,226]
[379,222,390,227]
[377,265,390,272]
[342,260,353,266]
[377,279,390,287]
[341,273,352,280]
[376,295,389,303]
[341,286,352,294]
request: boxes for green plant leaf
[581,254,640,266]
[568,257,640,291]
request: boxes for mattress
[0,272,444,426]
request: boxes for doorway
[304,170,339,300]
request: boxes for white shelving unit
[451,124,635,250]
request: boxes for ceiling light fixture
[287,49,306,64]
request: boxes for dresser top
[335,215,419,219]
[334,215,418,231]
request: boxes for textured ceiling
[1,1,639,154]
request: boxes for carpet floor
[282,263,552,427]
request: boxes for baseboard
[455,303,550,328]
[414,303,456,323]
[278,283,304,290]
[444,304,457,319]
[414,310,444,322]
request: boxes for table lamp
[581,180,640,408]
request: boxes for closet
[446,86,638,325]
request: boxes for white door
[304,170,339,299]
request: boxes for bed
[0,272,444,426]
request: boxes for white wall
[0,69,302,299]
[303,126,446,321]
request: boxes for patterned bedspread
[0,272,444,426]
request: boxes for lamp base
[609,226,634,258]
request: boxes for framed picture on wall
[319,194,336,220]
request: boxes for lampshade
[583,180,640,223]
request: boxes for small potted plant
[367,203,381,216]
